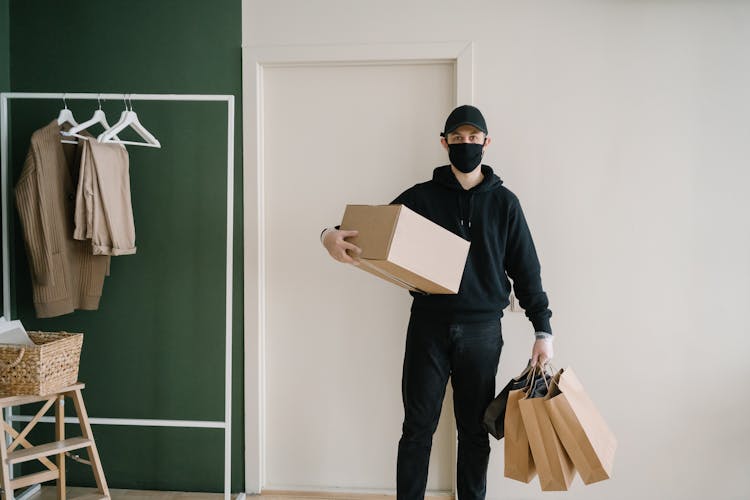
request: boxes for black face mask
[448,143,484,173]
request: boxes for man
[321,105,554,500]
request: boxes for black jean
[396,315,504,500]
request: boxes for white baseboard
[259,488,453,500]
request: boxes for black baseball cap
[441,105,488,136]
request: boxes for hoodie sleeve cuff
[531,316,552,336]
[534,331,553,341]
[320,225,342,243]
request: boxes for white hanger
[62,95,121,142]
[57,94,79,145]
[97,95,161,148]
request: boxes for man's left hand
[531,338,554,367]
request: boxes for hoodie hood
[432,164,503,193]
[432,164,504,233]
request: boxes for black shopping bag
[484,362,548,439]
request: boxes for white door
[261,61,456,492]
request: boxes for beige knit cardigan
[15,120,110,318]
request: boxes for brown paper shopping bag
[518,370,576,491]
[545,367,617,484]
[503,387,536,483]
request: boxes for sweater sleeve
[505,196,553,334]
[15,149,54,286]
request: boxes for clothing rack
[0,92,236,500]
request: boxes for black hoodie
[391,164,552,333]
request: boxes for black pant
[397,315,504,500]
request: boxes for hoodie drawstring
[458,193,464,227]
[468,192,475,229]
[458,192,476,231]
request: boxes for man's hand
[530,338,554,367]
[322,228,362,264]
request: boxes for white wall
[243,1,750,499]
[261,61,457,492]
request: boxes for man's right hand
[322,229,362,264]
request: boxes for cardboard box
[339,204,470,294]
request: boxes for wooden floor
[28,487,453,500]
[29,486,229,499]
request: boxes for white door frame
[242,41,474,494]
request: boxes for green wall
[1,0,8,316]
[6,0,243,492]
[0,0,8,92]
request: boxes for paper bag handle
[524,362,554,395]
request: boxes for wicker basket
[0,331,83,396]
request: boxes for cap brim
[444,121,488,134]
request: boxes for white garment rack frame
[0,92,236,500]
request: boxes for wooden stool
[0,383,109,500]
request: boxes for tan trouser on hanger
[74,140,137,256]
